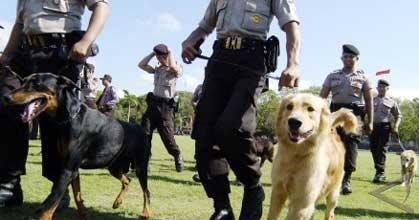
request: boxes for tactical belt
[330,102,366,118]
[22,33,70,48]
[214,36,265,50]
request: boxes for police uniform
[0,0,108,207]
[370,80,401,181]
[140,64,185,172]
[192,0,298,219]
[322,44,372,194]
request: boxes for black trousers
[192,43,266,198]
[370,123,391,174]
[330,104,360,173]
[0,41,82,183]
[141,94,181,158]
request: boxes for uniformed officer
[0,0,109,208]
[320,44,374,195]
[370,79,402,183]
[181,0,301,218]
[138,44,185,172]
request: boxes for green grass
[1,135,419,219]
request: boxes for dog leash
[392,133,406,152]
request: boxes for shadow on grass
[0,202,140,220]
[317,204,419,219]
[148,174,201,186]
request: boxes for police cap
[378,79,390,87]
[342,44,360,56]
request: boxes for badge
[251,15,261,24]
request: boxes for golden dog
[268,93,358,220]
[400,150,417,202]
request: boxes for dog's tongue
[289,131,302,142]
[21,100,40,122]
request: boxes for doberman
[4,72,152,220]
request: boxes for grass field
[1,135,418,220]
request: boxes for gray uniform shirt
[153,65,182,99]
[199,0,299,40]
[373,96,402,123]
[16,0,108,34]
[323,69,372,105]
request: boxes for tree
[256,90,280,136]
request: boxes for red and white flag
[376,69,391,76]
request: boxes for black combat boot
[372,172,386,184]
[239,183,264,220]
[210,194,235,220]
[0,176,23,208]
[341,172,352,195]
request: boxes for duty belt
[22,33,69,48]
[214,36,265,50]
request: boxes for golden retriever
[268,93,358,220]
[400,150,417,202]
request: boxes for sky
[1,0,419,99]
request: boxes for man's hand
[278,65,299,90]
[365,123,373,135]
[70,39,92,63]
[182,39,200,64]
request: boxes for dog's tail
[331,108,359,145]
[331,108,358,134]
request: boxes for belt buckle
[225,36,242,50]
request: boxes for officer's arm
[0,23,23,65]
[320,86,330,99]
[182,27,209,64]
[83,2,109,46]
[167,51,181,76]
[138,52,156,74]
[392,103,402,132]
[283,22,301,72]
[69,2,109,61]
[363,88,374,125]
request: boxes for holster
[265,35,280,73]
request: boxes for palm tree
[122,90,138,121]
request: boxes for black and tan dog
[4,73,151,220]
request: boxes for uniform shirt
[98,85,118,109]
[16,0,108,34]
[192,84,203,103]
[153,65,182,99]
[323,69,372,105]
[373,96,402,123]
[199,0,299,40]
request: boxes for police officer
[320,44,374,195]
[370,79,402,183]
[138,44,185,172]
[0,0,109,208]
[181,0,301,218]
